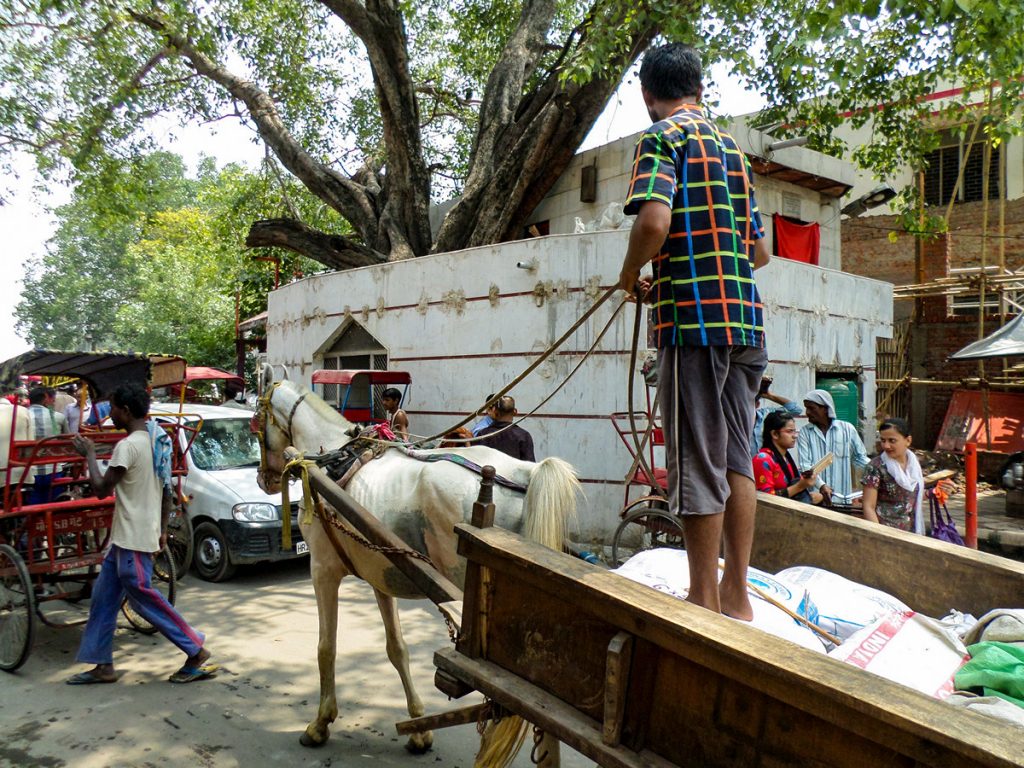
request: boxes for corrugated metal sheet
[935,388,1024,454]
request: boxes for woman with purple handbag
[861,418,926,533]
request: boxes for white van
[153,404,307,582]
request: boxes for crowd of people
[750,381,924,533]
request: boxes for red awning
[183,366,243,385]
[311,369,411,386]
[935,388,1024,454]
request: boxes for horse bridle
[254,381,309,488]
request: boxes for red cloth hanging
[773,214,820,265]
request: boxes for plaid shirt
[624,104,765,348]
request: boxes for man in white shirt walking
[67,382,213,685]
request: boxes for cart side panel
[751,494,1024,617]
[454,524,1024,768]
[487,575,623,720]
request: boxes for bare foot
[186,647,211,667]
[719,584,753,621]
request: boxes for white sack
[776,565,909,640]
[828,611,969,699]
[614,549,826,653]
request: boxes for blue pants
[27,473,56,505]
[77,545,205,665]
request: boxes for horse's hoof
[300,730,328,748]
[404,732,433,754]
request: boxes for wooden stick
[395,702,490,735]
[717,563,841,646]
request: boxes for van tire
[193,522,236,582]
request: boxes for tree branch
[245,218,386,270]
[129,10,380,247]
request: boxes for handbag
[928,491,965,546]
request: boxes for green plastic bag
[955,642,1024,708]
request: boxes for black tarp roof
[0,350,186,395]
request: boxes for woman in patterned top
[753,411,821,504]
[861,417,924,533]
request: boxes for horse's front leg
[300,543,344,747]
[374,589,432,753]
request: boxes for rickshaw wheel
[610,507,686,568]
[121,548,177,635]
[0,543,35,672]
[162,511,193,581]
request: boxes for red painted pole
[964,442,978,549]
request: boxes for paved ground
[1,559,595,768]
[944,488,1024,560]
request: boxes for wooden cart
[435,493,1024,768]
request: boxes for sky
[0,63,764,361]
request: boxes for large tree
[2,0,1022,268]
[16,150,322,360]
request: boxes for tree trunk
[433,25,658,254]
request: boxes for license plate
[295,540,309,555]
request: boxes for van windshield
[190,418,262,471]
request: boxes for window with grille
[922,130,1002,206]
[318,321,388,414]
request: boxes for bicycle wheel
[121,548,177,635]
[610,507,686,568]
[0,543,35,672]
[162,511,193,581]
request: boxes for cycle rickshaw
[0,350,197,671]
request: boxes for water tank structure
[816,377,860,428]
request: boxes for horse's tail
[522,457,580,553]
[474,457,579,768]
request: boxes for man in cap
[797,389,870,505]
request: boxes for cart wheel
[0,543,35,672]
[121,548,177,635]
[162,511,193,581]
[610,507,686,568]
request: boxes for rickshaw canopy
[184,366,244,386]
[0,350,186,394]
[311,370,411,386]
[310,369,411,424]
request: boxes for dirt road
[1,559,595,768]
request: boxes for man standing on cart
[66,382,214,684]
[618,43,770,620]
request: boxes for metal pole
[965,442,978,549]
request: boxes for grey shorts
[658,345,768,516]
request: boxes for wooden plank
[454,466,496,661]
[602,632,633,747]
[435,648,677,768]
[395,702,489,735]
[751,493,1024,617]
[283,446,463,607]
[485,575,616,721]
[452,524,1024,768]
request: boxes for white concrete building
[267,175,891,543]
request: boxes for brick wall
[909,316,1005,447]
[844,200,1024,448]
[842,197,1024,285]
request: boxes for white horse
[254,376,580,754]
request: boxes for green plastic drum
[816,378,860,427]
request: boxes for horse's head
[252,381,289,494]
[252,373,357,494]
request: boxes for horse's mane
[270,379,355,451]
